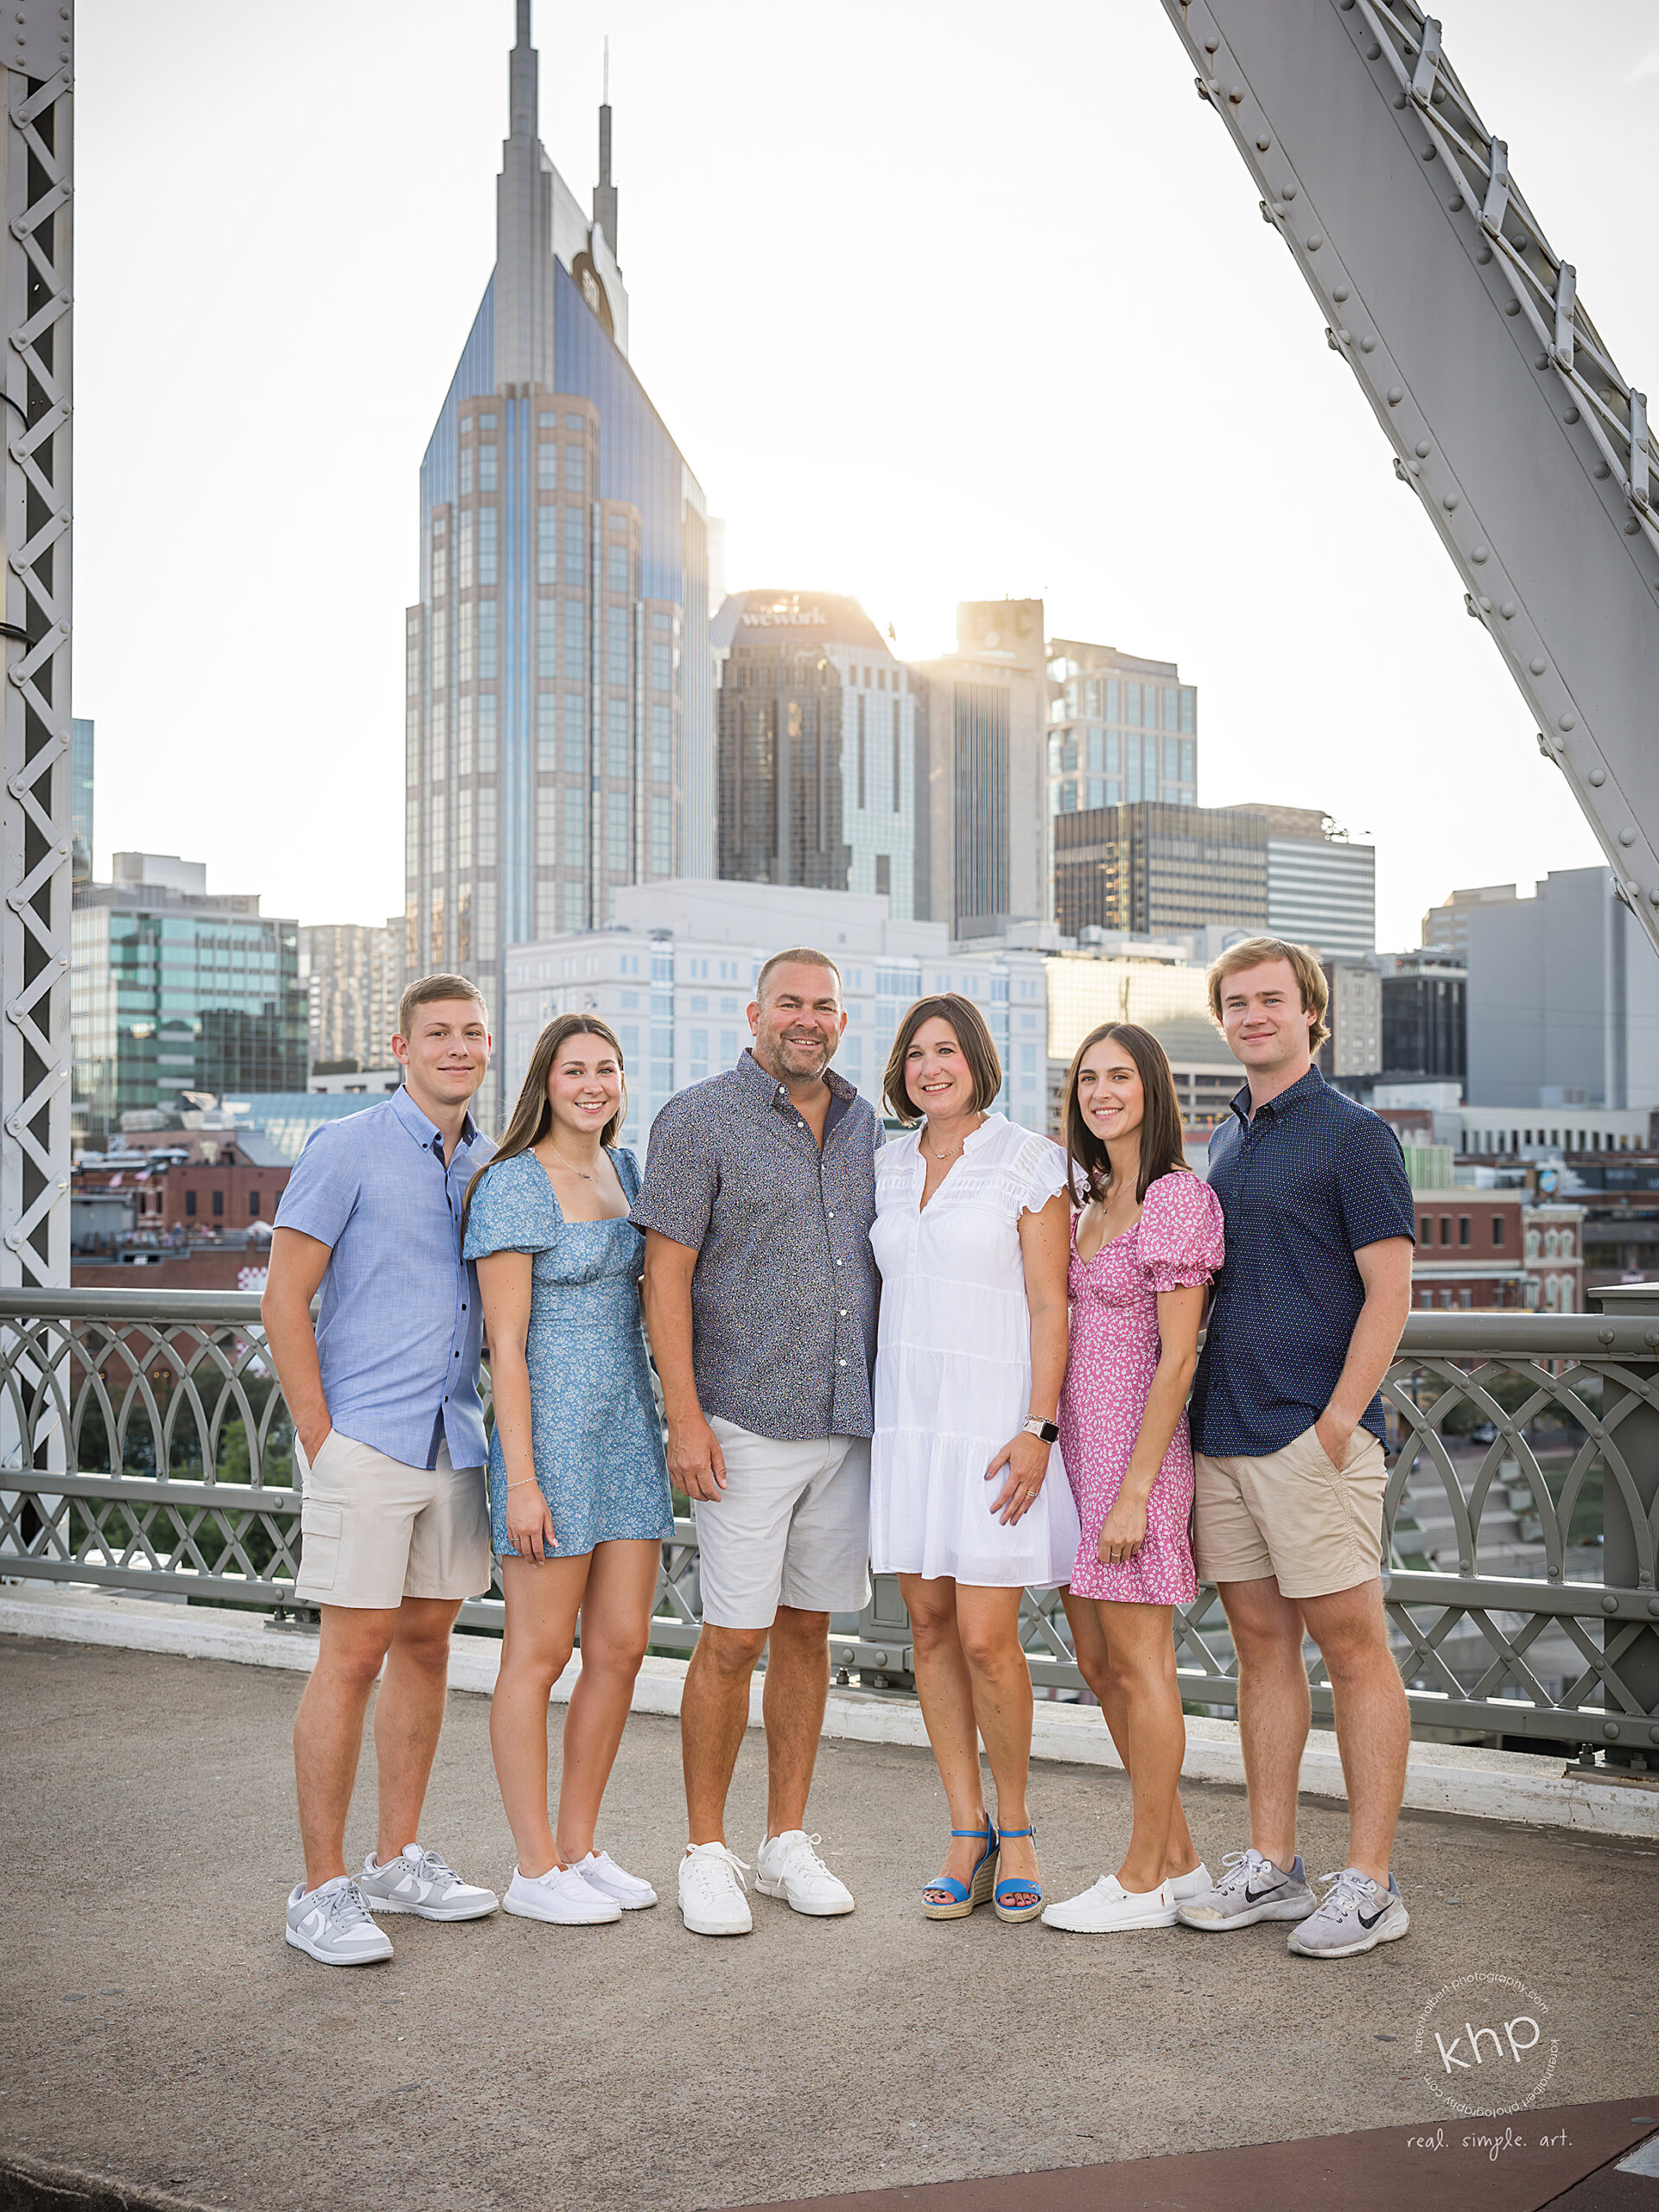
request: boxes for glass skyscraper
[406,3,711,1126]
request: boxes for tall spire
[494,0,556,387]
[594,36,619,261]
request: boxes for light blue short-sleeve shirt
[273,1086,494,1470]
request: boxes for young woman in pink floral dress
[1042,1022,1224,1936]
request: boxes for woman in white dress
[868,994,1079,1923]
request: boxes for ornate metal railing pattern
[3,1294,1656,1755]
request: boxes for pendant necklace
[547,1140,596,1182]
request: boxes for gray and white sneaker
[285,1876,394,1967]
[1287,1867,1408,1957]
[1175,1847,1316,1929]
[358,1843,498,1921]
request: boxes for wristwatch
[1022,1416,1060,1444]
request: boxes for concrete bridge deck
[2,1630,1656,2212]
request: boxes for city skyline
[73,1,1657,950]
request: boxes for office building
[1409,1191,1584,1313]
[1319,957,1382,1083]
[1422,882,1518,960]
[912,601,1049,938]
[1052,802,1268,940]
[1378,950,1466,1086]
[1465,867,1659,1110]
[71,716,93,888]
[502,879,1052,1143]
[299,921,403,1072]
[405,2,712,1128]
[71,854,305,1148]
[1042,942,1239,1128]
[1046,642,1197,818]
[714,591,915,916]
[1236,804,1376,955]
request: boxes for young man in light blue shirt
[264,975,499,1966]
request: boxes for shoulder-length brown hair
[463,1014,626,1228]
[881,994,1002,1125]
[1062,1021,1189,1206]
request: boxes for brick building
[1409,1188,1584,1313]
[73,1142,289,1236]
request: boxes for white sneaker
[503,1863,622,1926]
[284,1876,394,1966]
[753,1829,855,1917]
[574,1849,658,1910]
[1169,1861,1213,1904]
[358,1843,498,1921]
[1041,1874,1179,1933]
[677,1841,753,1936]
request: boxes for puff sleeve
[1138,1172,1224,1294]
[461,1153,550,1262]
[1014,1131,1071,1218]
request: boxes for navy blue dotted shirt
[1189,1067,1415,1459]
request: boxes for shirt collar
[736,1046,857,1113]
[1230,1064,1326,1128]
[391,1083,478,1160]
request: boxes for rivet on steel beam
[1499,601,1516,617]
[1358,332,1373,348]
[1559,714,1577,731]
[1503,299,1522,316]
[1337,327,1351,345]
[1393,91,1408,111]
[1529,658,1547,674]
[1471,544,1489,564]
[1203,35,1218,52]
[1307,233,1325,252]
[1620,829,1637,847]
[1332,284,1350,304]
[1414,440,1431,458]
[1366,40,1381,59]
[1589,769,1605,787]
[1478,596,1492,613]
[1443,493,1459,511]
[1594,461,1611,480]
[1601,1597,1618,1615]
[1627,519,1643,536]
[1535,354,1549,372]
[1255,137,1270,152]
[1281,182,1297,200]
[1228,86,1243,104]
[1386,387,1403,406]
[1421,144,1436,161]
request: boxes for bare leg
[955,1585,1039,1905]
[491,1554,589,1877]
[901,1574,991,1901]
[760,1605,832,1838]
[554,1540,659,1864]
[1300,1579,1409,1886]
[1062,1590,1198,1879]
[1090,1601,1185,1892]
[681,1621,768,1846]
[1217,1574,1312,1870]
[293,1603,398,1891]
[372,1595,465,1863]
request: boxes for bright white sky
[76,0,1659,950]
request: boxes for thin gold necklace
[545,1135,601,1182]
[926,1110,983,1163]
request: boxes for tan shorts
[696,1417,872,1630]
[293,1429,492,1611]
[1193,1424,1388,1601]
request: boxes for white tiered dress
[868,1114,1083,1589]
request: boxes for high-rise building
[714,591,915,916]
[1422,881,1519,960]
[72,855,305,1147]
[1052,801,1268,940]
[71,717,93,888]
[299,921,403,1072]
[1042,944,1240,1127]
[1379,950,1466,1086]
[1046,643,1197,818]
[1240,804,1376,956]
[913,601,1049,939]
[502,879,1051,1141]
[1465,867,1659,1109]
[1318,957,1383,1083]
[405,3,711,1127]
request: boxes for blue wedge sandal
[993,1826,1043,1923]
[922,1820,999,1921]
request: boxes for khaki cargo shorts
[1193,1423,1388,1601]
[293,1430,492,1610]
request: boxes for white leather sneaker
[753,1830,855,1917]
[1041,1874,1179,1933]
[574,1849,658,1910]
[1168,1862,1213,1904]
[284,1877,394,1966]
[503,1863,622,1926]
[358,1844,498,1921]
[677,1842,753,1936]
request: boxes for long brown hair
[1062,1022,1189,1207]
[881,994,1002,1124]
[463,1014,626,1228]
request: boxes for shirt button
[838,1359,847,1367]
[839,1308,847,1317]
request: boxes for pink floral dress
[1058,1171,1224,1605]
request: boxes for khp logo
[1414,1974,1560,2117]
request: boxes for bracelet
[506,1478,538,1491]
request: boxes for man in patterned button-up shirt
[635,950,881,1937]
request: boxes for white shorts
[294,1430,492,1611]
[696,1417,872,1630]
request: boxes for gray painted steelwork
[1,8,73,1291]
[1156,0,1659,953]
[3,1290,1656,1756]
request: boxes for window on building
[607,791,629,875]
[650,703,671,781]
[1459,1287,1472,1310]
[875,855,891,897]
[564,691,585,772]
[459,448,473,498]
[608,609,629,686]
[607,544,629,594]
[476,600,497,681]
[652,641,672,691]
[186,1189,197,1217]
[1179,688,1196,734]
[538,443,557,491]
[564,445,585,495]
[1459,1216,1471,1246]
[608,701,630,779]
[537,508,558,584]
[651,794,671,877]
[564,601,585,682]
[476,508,497,588]
[537,601,559,678]
[1492,1216,1505,1247]
[563,505,585,584]
[212,1188,224,1218]
[477,443,497,493]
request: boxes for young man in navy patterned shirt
[1179,939,1416,1958]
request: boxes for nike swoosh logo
[1357,1904,1389,1929]
[1244,1882,1283,1902]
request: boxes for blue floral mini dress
[462,1147,673,1560]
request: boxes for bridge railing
[3,1292,1656,1759]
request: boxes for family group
[264,933,1418,1973]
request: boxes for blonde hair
[1205,937,1331,1052]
